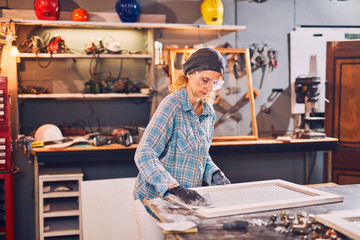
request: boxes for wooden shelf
[4,19,246,32]
[18,53,152,59]
[43,210,80,218]
[43,192,80,198]
[43,229,80,237]
[18,93,151,99]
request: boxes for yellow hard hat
[201,0,224,25]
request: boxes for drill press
[294,75,326,139]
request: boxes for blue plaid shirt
[133,87,220,202]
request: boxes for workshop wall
[5,0,357,185]
[5,1,359,240]
[5,0,358,186]
[6,1,359,136]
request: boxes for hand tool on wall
[250,43,269,68]
[213,95,242,123]
[226,53,246,80]
[214,89,259,128]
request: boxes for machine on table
[294,75,326,139]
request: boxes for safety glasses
[195,72,224,91]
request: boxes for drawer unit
[0,128,11,170]
[0,77,9,125]
[0,173,14,240]
[39,169,83,240]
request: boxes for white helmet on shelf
[34,124,64,143]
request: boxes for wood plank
[18,93,151,99]
[29,137,338,154]
[145,184,360,240]
[0,13,245,32]
[43,210,80,218]
[81,178,139,240]
[167,48,258,141]
[170,179,343,218]
[18,53,152,59]
[316,209,360,240]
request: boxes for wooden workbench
[27,137,338,240]
[30,137,338,154]
[146,184,360,240]
[31,136,338,181]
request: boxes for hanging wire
[116,58,124,79]
[81,92,95,133]
[36,49,53,68]
[89,51,112,82]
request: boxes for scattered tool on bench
[197,220,248,230]
[157,220,248,233]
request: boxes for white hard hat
[34,124,64,142]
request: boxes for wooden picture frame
[316,209,360,240]
[169,179,343,218]
[166,48,258,141]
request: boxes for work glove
[212,170,231,185]
[169,186,210,207]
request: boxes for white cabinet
[39,169,83,240]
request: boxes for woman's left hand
[212,170,231,185]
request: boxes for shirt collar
[175,88,212,116]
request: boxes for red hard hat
[72,8,88,22]
[34,0,59,21]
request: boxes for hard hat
[107,42,122,53]
[115,0,140,23]
[72,8,88,22]
[34,124,64,142]
[200,0,224,26]
[34,0,59,21]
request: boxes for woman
[133,47,231,211]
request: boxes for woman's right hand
[169,186,210,207]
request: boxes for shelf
[43,229,80,237]
[1,19,245,44]
[43,192,80,198]
[18,93,151,99]
[43,210,80,218]
[4,19,246,32]
[43,216,79,235]
[304,117,325,121]
[18,53,153,59]
[44,198,79,213]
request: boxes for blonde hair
[169,73,216,105]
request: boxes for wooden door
[325,40,360,184]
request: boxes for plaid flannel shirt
[133,87,220,202]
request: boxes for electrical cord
[0,164,20,175]
[81,92,95,133]
[89,51,112,82]
[116,58,124,79]
[35,48,53,68]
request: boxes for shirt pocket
[176,129,195,153]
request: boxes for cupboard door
[325,40,360,184]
